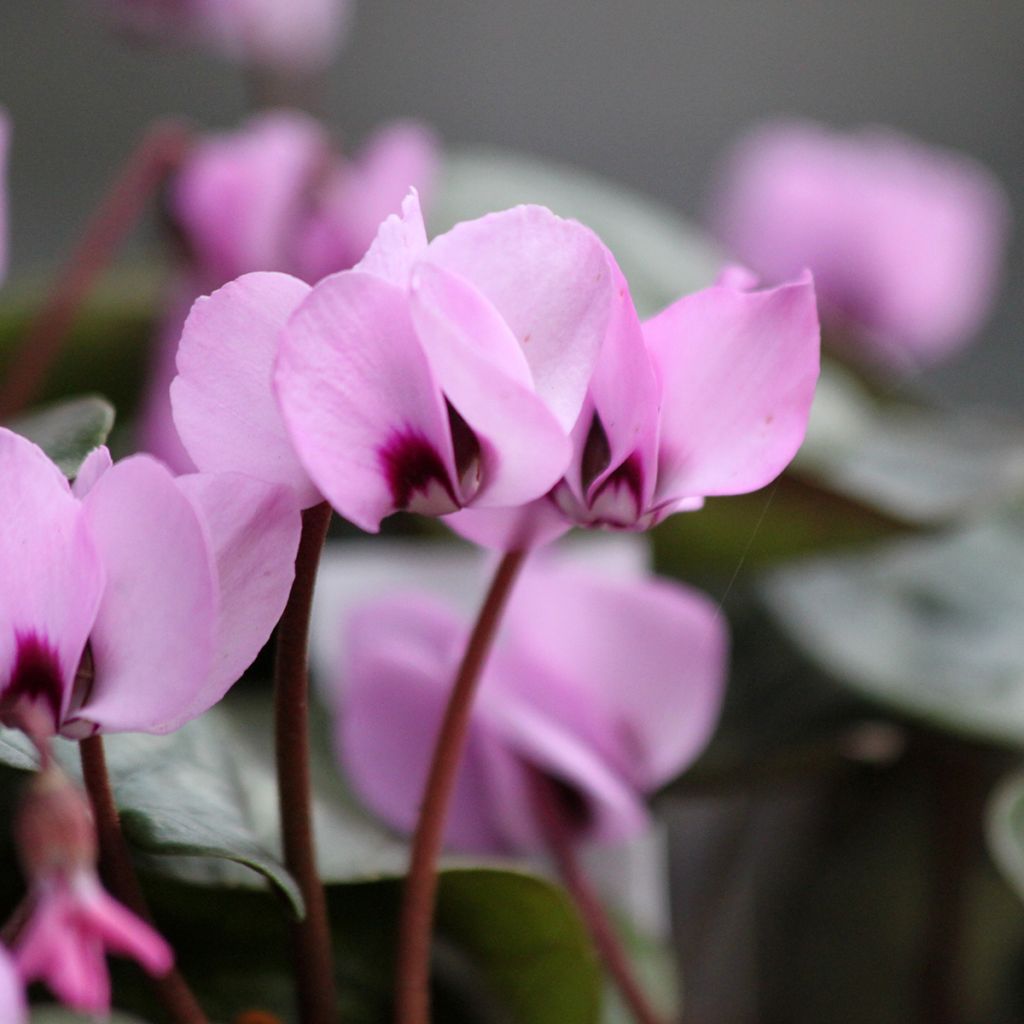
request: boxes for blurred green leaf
[8,394,115,477]
[433,148,722,317]
[762,516,1024,744]
[0,268,161,416]
[795,362,1024,525]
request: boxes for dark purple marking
[379,428,458,511]
[2,631,63,727]
[580,415,612,492]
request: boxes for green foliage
[762,515,1024,745]
[8,394,115,477]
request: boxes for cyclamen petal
[276,270,461,531]
[72,456,219,735]
[172,271,320,508]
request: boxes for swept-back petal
[275,270,459,532]
[170,472,301,728]
[74,456,218,734]
[352,190,429,288]
[425,205,614,431]
[410,261,571,506]
[338,596,526,853]
[171,271,320,507]
[646,273,820,501]
[504,559,728,789]
[0,430,103,727]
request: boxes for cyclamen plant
[166,183,819,1024]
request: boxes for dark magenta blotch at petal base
[379,428,459,514]
[1,631,65,729]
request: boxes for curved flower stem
[0,119,191,421]
[530,772,670,1024]
[79,734,208,1024]
[274,501,336,1024]
[395,549,527,1024]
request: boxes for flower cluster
[171,191,820,543]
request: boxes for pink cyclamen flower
[172,192,618,525]
[14,768,171,1013]
[17,870,171,1012]
[323,545,727,853]
[141,110,439,472]
[0,950,25,1024]
[711,119,1011,370]
[97,0,353,73]
[445,260,820,550]
[0,427,300,739]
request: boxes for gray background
[2,1,1021,405]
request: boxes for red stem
[274,501,336,1024]
[394,549,527,1024]
[79,734,208,1024]
[0,119,191,420]
[530,772,670,1024]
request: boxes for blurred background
[1,1,1020,404]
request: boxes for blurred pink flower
[141,111,439,472]
[172,193,616,526]
[16,870,171,1013]
[447,262,820,549]
[13,770,171,1014]
[0,950,25,1024]
[328,549,727,853]
[711,120,1011,370]
[98,0,353,73]
[0,428,300,739]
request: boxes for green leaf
[0,267,161,416]
[795,362,1024,525]
[435,869,602,1024]
[432,148,722,317]
[8,394,115,477]
[761,516,1024,744]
